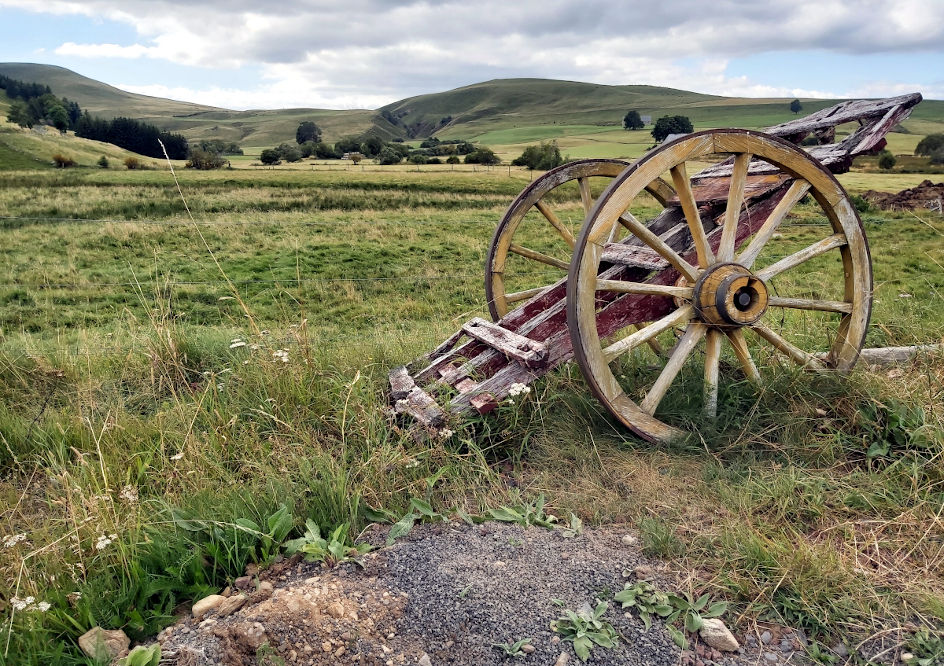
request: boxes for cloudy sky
[1,0,942,110]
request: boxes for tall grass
[0,167,942,663]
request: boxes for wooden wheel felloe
[485,159,674,320]
[566,129,872,443]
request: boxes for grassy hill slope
[2,64,942,158]
[0,62,218,120]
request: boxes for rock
[327,601,345,618]
[554,653,569,666]
[764,652,779,663]
[832,642,849,657]
[335,646,347,658]
[902,652,915,662]
[699,619,740,652]
[634,565,655,579]
[521,644,535,654]
[250,581,274,604]
[761,630,772,644]
[216,594,247,617]
[621,534,639,546]
[244,562,259,577]
[418,654,432,666]
[233,621,267,651]
[191,594,225,619]
[78,627,130,662]
[233,575,253,591]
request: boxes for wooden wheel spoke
[578,177,593,215]
[717,153,751,262]
[767,296,852,314]
[704,329,722,418]
[596,279,693,299]
[535,199,576,249]
[726,329,761,384]
[755,233,846,281]
[640,323,707,415]
[670,163,715,268]
[738,179,812,268]
[506,286,548,304]
[615,212,700,282]
[603,305,693,362]
[751,323,826,369]
[509,243,570,270]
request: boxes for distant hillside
[0,62,217,119]
[379,78,727,137]
[2,64,942,155]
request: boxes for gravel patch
[155,522,812,665]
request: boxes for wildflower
[66,591,82,607]
[35,601,51,612]
[404,459,420,468]
[217,383,225,391]
[95,534,117,550]
[249,344,260,351]
[118,485,138,504]
[439,428,454,439]
[170,451,184,461]
[272,349,289,363]
[508,382,531,397]
[229,338,246,349]
[3,533,26,548]
[10,596,33,611]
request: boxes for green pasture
[0,165,942,664]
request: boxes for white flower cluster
[439,428,454,439]
[508,383,531,397]
[3,533,26,548]
[95,534,118,551]
[272,349,289,363]
[118,485,138,504]
[229,338,246,349]
[10,596,50,612]
[170,451,185,461]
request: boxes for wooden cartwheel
[390,93,923,443]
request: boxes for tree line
[3,72,189,159]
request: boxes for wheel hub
[693,263,768,327]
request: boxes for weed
[638,517,683,558]
[551,601,619,662]
[488,493,558,528]
[385,498,448,546]
[118,645,161,666]
[283,520,371,567]
[614,582,727,649]
[904,627,944,665]
[491,637,533,658]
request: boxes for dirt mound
[863,180,944,211]
[154,522,813,666]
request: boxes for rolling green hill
[2,63,942,160]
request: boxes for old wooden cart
[390,93,923,443]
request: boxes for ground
[156,522,822,666]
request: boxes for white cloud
[3,0,943,107]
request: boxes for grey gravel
[761,630,773,644]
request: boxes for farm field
[0,164,943,665]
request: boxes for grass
[0,164,942,664]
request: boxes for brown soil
[863,180,944,211]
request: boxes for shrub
[377,146,403,165]
[623,110,644,130]
[259,149,281,165]
[930,149,944,165]
[915,133,944,157]
[276,143,302,163]
[123,156,143,170]
[446,155,460,164]
[878,150,896,170]
[464,147,500,165]
[408,153,427,164]
[347,152,365,165]
[427,157,442,164]
[96,155,109,168]
[186,148,227,170]
[51,153,76,168]
[651,115,694,142]
[512,141,563,170]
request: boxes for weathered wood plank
[461,317,548,368]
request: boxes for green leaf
[363,506,396,524]
[640,611,652,630]
[409,498,439,519]
[693,593,709,612]
[703,601,728,618]
[488,506,524,523]
[386,512,418,545]
[235,517,261,533]
[573,636,591,662]
[685,611,704,633]
[592,601,608,620]
[266,505,293,542]
[455,507,476,525]
[666,624,688,649]
[303,519,321,540]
